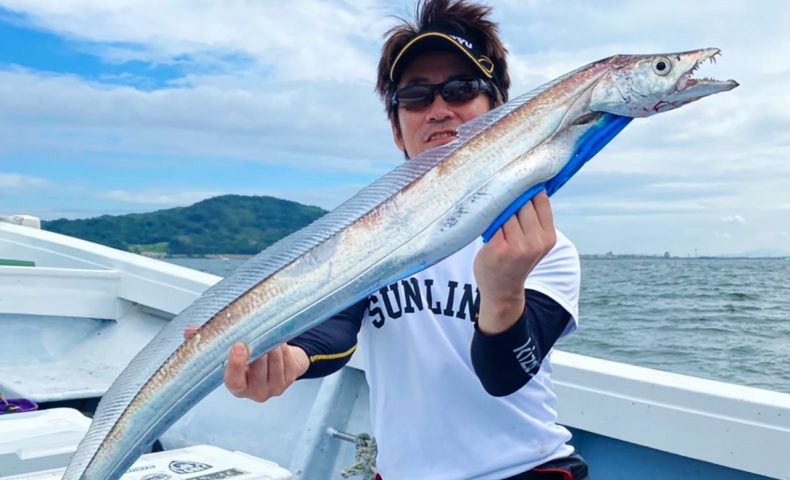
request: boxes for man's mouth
[426,130,458,142]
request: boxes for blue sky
[1,0,788,256]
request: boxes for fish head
[590,48,738,117]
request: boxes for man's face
[392,51,492,158]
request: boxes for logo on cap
[389,31,498,86]
[449,35,473,49]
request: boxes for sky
[1,0,788,256]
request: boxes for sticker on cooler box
[168,460,213,475]
[128,464,157,474]
[141,474,172,480]
[185,469,247,480]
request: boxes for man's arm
[470,191,578,396]
[473,192,557,335]
[287,298,367,378]
[217,298,366,402]
[471,289,571,396]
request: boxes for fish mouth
[675,48,739,94]
[649,48,739,113]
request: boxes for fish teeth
[688,52,721,84]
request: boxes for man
[207,1,588,478]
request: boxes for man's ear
[390,117,406,153]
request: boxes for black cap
[389,30,502,93]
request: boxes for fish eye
[652,56,672,76]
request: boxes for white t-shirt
[358,230,580,480]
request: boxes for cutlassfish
[64,49,737,479]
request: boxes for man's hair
[376,0,511,120]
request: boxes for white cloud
[0,0,391,82]
[0,68,394,173]
[0,172,51,189]
[261,184,365,211]
[555,200,707,216]
[2,0,787,179]
[1,0,789,255]
[715,232,732,239]
[720,214,747,224]
[96,189,219,206]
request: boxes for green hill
[43,195,327,256]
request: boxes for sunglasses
[392,78,495,111]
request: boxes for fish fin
[456,67,586,141]
[163,70,586,307]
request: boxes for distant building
[664,251,670,259]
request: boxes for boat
[1,216,788,479]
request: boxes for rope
[340,432,378,480]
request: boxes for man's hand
[183,326,310,402]
[473,191,556,335]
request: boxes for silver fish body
[64,49,737,480]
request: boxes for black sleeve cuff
[470,289,571,397]
[288,297,367,379]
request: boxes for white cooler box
[0,409,91,476]
[0,409,292,480]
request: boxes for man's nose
[426,93,454,122]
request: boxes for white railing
[0,222,219,316]
[553,351,790,479]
